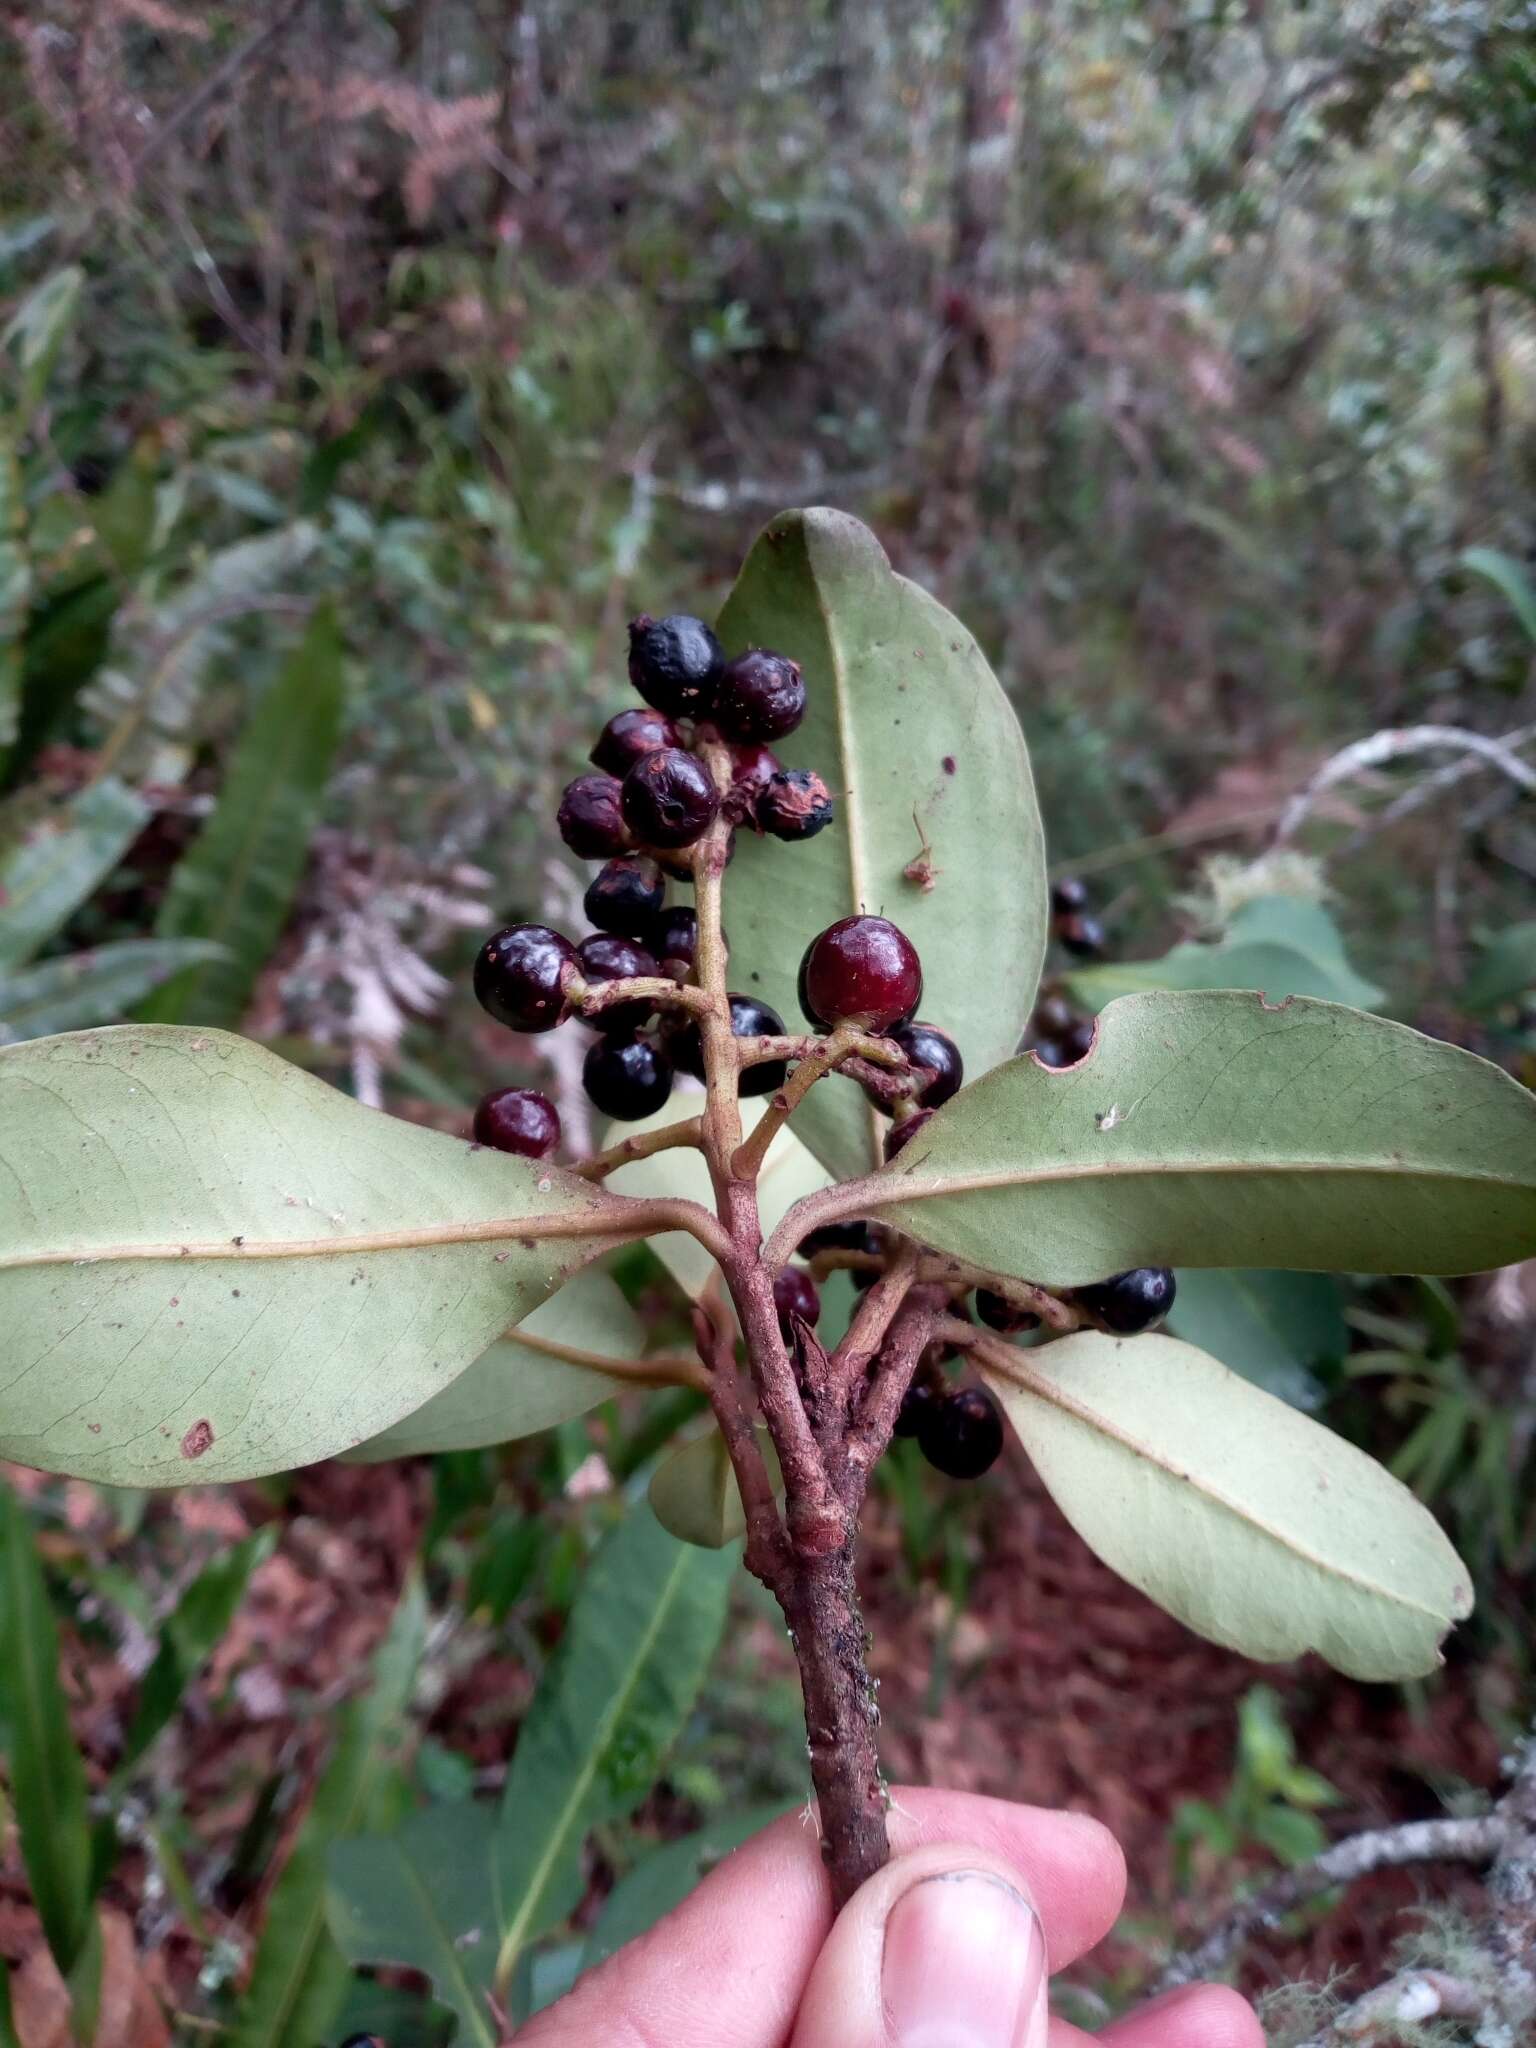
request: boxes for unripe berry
[575,932,660,1033]
[584,856,666,939]
[621,747,720,850]
[628,613,724,719]
[1076,1267,1176,1334]
[558,772,629,859]
[582,1034,674,1121]
[888,1021,963,1110]
[650,906,699,977]
[673,993,786,1096]
[919,1387,1004,1480]
[884,1107,935,1161]
[799,914,922,1031]
[773,1265,821,1337]
[713,648,806,742]
[758,768,834,841]
[975,1288,1039,1334]
[474,923,576,1033]
[472,1087,561,1160]
[590,706,680,777]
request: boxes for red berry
[673,994,786,1096]
[713,648,806,742]
[584,856,665,938]
[799,914,922,1031]
[884,1107,935,1161]
[1075,1267,1176,1334]
[474,924,576,1033]
[557,772,630,859]
[472,1087,561,1160]
[889,1021,963,1110]
[627,614,724,719]
[758,768,834,841]
[582,1035,674,1121]
[975,1288,1038,1334]
[621,748,720,850]
[651,906,699,976]
[919,1387,1004,1479]
[591,706,680,777]
[576,932,659,1033]
[773,1265,821,1337]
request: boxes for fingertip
[1102,1981,1266,2048]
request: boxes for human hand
[513,1786,1264,2046]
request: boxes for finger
[1050,1983,1265,2048]
[790,1841,1050,2048]
[516,1788,1124,2048]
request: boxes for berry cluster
[1024,987,1096,1069]
[1048,874,1104,961]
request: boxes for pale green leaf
[0,778,148,970]
[1,267,83,422]
[231,1576,425,2048]
[1463,545,1536,646]
[0,939,225,1042]
[1066,899,1382,1014]
[983,1331,1473,1679]
[648,1425,781,1548]
[0,1026,638,1485]
[140,607,345,1027]
[717,507,1046,1180]
[491,1506,735,1991]
[1166,1268,1346,1410]
[859,991,1536,1285]
[327,1805,498,2048]
[345,1267,643,1460]
[1462,920,1536,1013]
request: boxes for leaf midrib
[385,1847,496,2048]
[0,1210,631,1269]
[873,1153,1533,1206]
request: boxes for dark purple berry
[759,768,834,841]
[884,1108,935,1161]
[673,993,786,1096]
[773,1265,821,1337]
[799,915,922,1032]
[1062,1014,1097,1061]
[713,648,806,742]
[627,613,724,719]
[1050,876,1090,916]
[472,1087,561,1160]
[851,1227,888,1288]
[797,1220,879,1261]
[591,706,680,777]
[651,906,699,976]
[474,923,576,1033]
[975,1288,1039,1334]
[621,748,720,850]
[1032,1038,1072,1069]
[582,1035,674,1121]
[584,856,666,939]
[893,1379,939,1440]
[1075,1267,1176,1335]
[557,772,630,859]
[890,1021,964,1110]
[1057,912,1106,959]
[919,1387,1004,1480]
[576,932,660,1033]
[1032,991,1077,1038]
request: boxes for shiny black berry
[893,1378,939,1440]
[584,856,666,939]
[621,747,720,850]
[1032,1038,1072,1069]
[576,932,660,1033]
[1050,876,1090,915]
[890,1021,963,1110]
[975,1288,1039,1334]
[798,1220,879,1261]
[1075,1267,1176,1335]
[884,1107,935,1161]
[799,915,922,1031]
[1057,912,1106,959]
[591,706,680,777]
[773,1265,821,1337]
[759,767,835,841]
[628,613,724,719]
[713,648,806,742]
[472,1087,561,1160]
[1062,1013,1096,1061]
[919,1387,1004,1479]
[582,1035,673,1121]
[1032,990,1077,1038]
[650,906,699,976]
[558,772,630,859]
[474,923,576,1033]
[673,993,786,1096]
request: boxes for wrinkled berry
[576,932,660,1033]
[919,1387,1004,1480]
[1057,912,1106,959]
[884,1107,935,1161]
[1050,876,1090,915]
[759,768,834,841]
[472,1087,561,1160]
[582,1034,673,1121]
[590,706,680,777]
[1076,1267,1176,1335]
[799,915,922,1031]
[673,993,786,1096]
[713,648,806,742]
[558,772,630,859]
[628,613,724,719]
[724,740,782,823]
[584,856,666,939]
[474,923,577,1033]
[893,1379,939,1440]
[622,747,720,850]
[773,1265,821,1337]
[890,1021,964,1110]
[975,1288,1039,1334]
[651,906,699,976]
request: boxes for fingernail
[881,1870,1048,2048]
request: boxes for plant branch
[828,1241,921,1414]
[510,1327,710,1394]
[572,1115,704,1181]
[1274,723,1536,845]
[730,1025,863,1181]
[569,975,712,1024]
[845,1289,947,1483]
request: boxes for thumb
[791,1842,1050,2048]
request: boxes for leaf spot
[1257,992,1295,1013]
[180,1418,215,1459]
